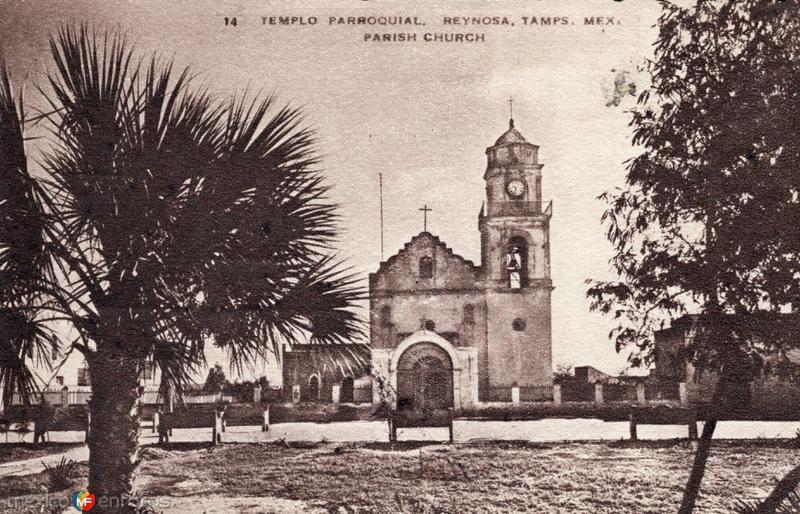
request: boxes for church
[370,118,554,410]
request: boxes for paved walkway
[0,444,88,478]
[2,418,798,478]
[139,418,800,444]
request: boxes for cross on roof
[419,205,432,232]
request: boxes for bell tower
[479,118,551,286]
[478,117,553,399]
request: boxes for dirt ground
[2,439,797,513]
[0,442,84,465]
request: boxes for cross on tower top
[419,205,432,232]
[508,97,514,128]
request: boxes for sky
[0,0,670,383]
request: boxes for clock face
[506,180,525,198]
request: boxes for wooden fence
[11,389,92,406]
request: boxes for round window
[512,318,526,331]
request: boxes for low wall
[485,385,553,403]
[459,402,692,423]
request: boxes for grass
[135,439,797,513]
[1,440,797,513]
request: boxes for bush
[42,457,79,492]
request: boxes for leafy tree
[203,364,227,393]
[587,1,800,512]
[552,363,574,385]
[0,24,364,512]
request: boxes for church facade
[370,119,554,410]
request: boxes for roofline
[372,231,480,277]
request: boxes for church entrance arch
[396,342,454,411]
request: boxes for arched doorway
[307,375,320,402]
[396,342,453,411]
[340,376,354,403]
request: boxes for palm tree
[0,24,364,512]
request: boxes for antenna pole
[379,173,384,261]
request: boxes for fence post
[292,384,301,404]
[678,382,688,406]
[511,386,520,405]
[167,387,175,436]
[629,413,638,441]
[253,385,262,404]
[553,384,562,405]
[212,410,223,445]
[61,386,69,407]
[448,409,454,443]
[636,383,646,403]
[332,384,341,406]
[594,383,604,405]
[153,411,160,434]
[262,406,270,432]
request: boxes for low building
[574,365,616,384]
[282,344,372,403]
[653,315,800,415]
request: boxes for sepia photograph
[0,0,799,512]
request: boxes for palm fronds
[2,22,365,406]
[734,488,800,514]
[0,57,60,407]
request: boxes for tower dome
[494,119,528,146]
[485,118,539,176]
